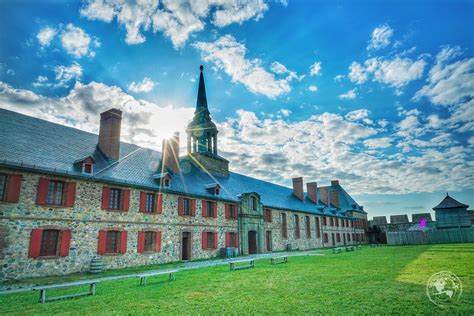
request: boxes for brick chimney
[162,132,180,173]
[98,108,122,160]
[307,182,318,204]
[292,177,304,200]
[331,180,340,186]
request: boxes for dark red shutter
[202,231,207,249]
[6,174,22,203]
[139,192,146,212]
[225,204,230,219]
[28,229,43,258]
[36,178,49,205]
[101,187,110,209]
[156,232,162,252]
[60,230,71,257]
[156,194,163,214]
[120,231,128,254]
[122,190,130,211]
[97,230,107,255]
[178,197,183,215]
[269,210,273,222]
[235,233,239,248]
[225,232,230,247]
[191,199,196,216]
[65,182,76,207]
[137,231,145,253]
[213,203,218,218]
[202,200,207,217]
[214,232,218,249]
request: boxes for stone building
[0,66,368,280]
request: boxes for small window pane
[183,198,191,215]
[40,230,60,257]
[207,232,215,249]
[0,174,6,201]
[109,189,122,210]
[144,232,156,252]
[46,181,65,205]
[106,231,120,253]
[145,193,155,213]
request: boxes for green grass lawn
[1,244,473,315]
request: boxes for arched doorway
[248,230,257,254]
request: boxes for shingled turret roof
[433,194,469,210]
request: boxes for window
[342,219,345,227]
[39,229,60,257]
[330,217,334,226]
[315,217,321,238]
[144,232,156,252]
[46,180,65,205]
[324,233,328,243]
[226,232,238,248]
[322,216,327,226]
[83,163,93,174]
[215,187,220,195]
[0,174,6,201]
[109,188,122,210]
[106,231,121,254]
[264,209,272,222]
[335,218,339,227]
[281,213,288,239]
[204,200,216,217]
[251,196,257,211]
[145,193,156,213]
[336,233,341,242]
[225,204,238,219]
[306,216,311,238]
[294,215,300,239]
[347,233,351,242]
[163,178,170,187]
[206,232,215,249]
[183,198,191,216]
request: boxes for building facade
[0,67,368,280]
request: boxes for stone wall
[0,168,360,280]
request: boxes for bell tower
[186,66,229,176]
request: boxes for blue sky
[0,0,473,219]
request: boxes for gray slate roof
[433,194,469,210]
[0,108,363,218]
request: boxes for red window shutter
[202,200,207,217]
[101,187,110,209]
[202,231,207,249]
[122,190,130,211]
[235,233,239,248]
[139,192,146,212]
[156,193,163,214]
[213,232,218,249]
[60,230,71,257]
[191,199,196,216]
[97,230,107,255]
[156,232,162,252]
[213,203,218,218]
[6,174,22,203]
[269,210,273,222]
[137,231,145,253]
[64,182,76,207]
[225,204,230,219]
[178,197,183,215]
[28,229,43,258]
[36,178,49,205]
[120,231,128,254]
[225,232,230,247]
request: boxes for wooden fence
[386,227,474,245]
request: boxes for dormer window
[74,156,95,175]
[163,178,170,187]
[215,187,220,195]
[204,183,220,195]
[153,172,171,187]
[83,162,93,174]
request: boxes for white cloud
[367,24,393,50]
[346,109,369,121]
[338,88,357,100]
[60,24,98,58]
[309,61,321,76]
[349,56,426,88]
[193,35,301,98]
[53,62,83,88]
[128,77,155,93]
[308,85,318,92]
[32,75,52,88]
[279,108,291,117]
[80,0,274,48]
[37,27,57,46]
[334,74,344,82]
[363,137,392,149]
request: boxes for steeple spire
[196,65,209,114]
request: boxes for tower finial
[200,65,204,72]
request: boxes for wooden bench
[332,247,342,254]
[137,270,177,286]
[271,255,288,265]
[33,279,99,304]
[229,259,255,271]
[345,246,355,252]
